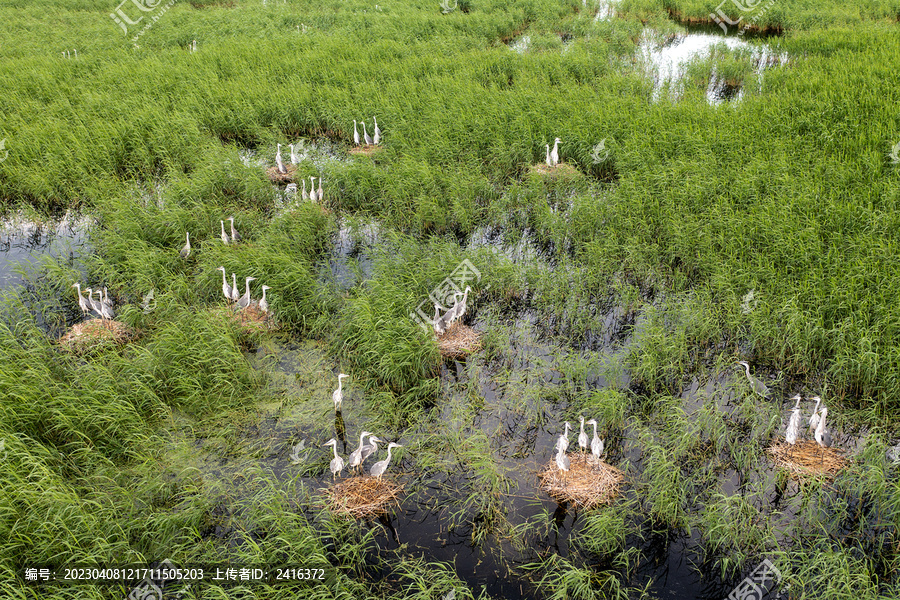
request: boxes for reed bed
[325,476,403,519]
[539,453,624,509]
[767,440,848,478]
[58,319,136,353]
[437,323,482,359]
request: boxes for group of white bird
[323,373,402,479]
[215,267,271,314]
[72,283,116,322]
[352,117,382,146]
[784,394,833,457]
[180,215,241,259]
[545,137,562,167]
[554,416,605,476]
[432,286,472,335]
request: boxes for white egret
[309,177,318,202]
[180,232,191,258]
[814,406,833,462]
[370,442,402,479]
[373,116,381,145]
[95,289,115,320]
[808,395,822,432]
[102,287,114,310]
[220,220,229,245]
[433,303,446,335]
[230,273,240,302]
[227,216,242,243]
[301,179,309,201]
[577,416,588,455]
[586,419,603,459]
[442,291,463,326]
[237,276,256,310]
[736,361,770,398]
[332,373,349,412]
[216,266,232,301]
[362,121,373,145]
[550,137,560,166]
[348,430,373,474]
[453,286,472,324]
[289,143,299,165]
[555,421,571,453]
[72,283,91,316]
[85,288,102,316]
[360,435,380,465]
[353,120,360,146]
[276,143,287,174]
[259,285,270,314]
[545,144,551,167]
[785,395,802,451]
[555,446,570,483]
[323,438,345,479]
[317,177,323,202]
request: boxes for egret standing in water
[814,406,833,463]
[332,373,349,412]
[237,276,256,310]
[220,220,229,245]
[736,361,770,398]
[227,216,242,243]
[586,418,604,460]
[276,143,287,174]
[348,430,374,474]
[72,283,91,316]
[353,120,360,146]
[216,267,232,302]
[373,116,381,145]
[577,416,588,455]
[370,442,402,479]
[808,395,822,432]
[323,438,345,479]
[180,232,191,259]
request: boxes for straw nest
[530,163,580,177]
[59,319,136,353]
[539,453,624,509]
[436,322,482,359]
[325,476,403,519]
[266,165,297,184]
[767,440,847,478]
[209,304,278,334]
[349,145,382,157]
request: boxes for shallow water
[0,210,89,291]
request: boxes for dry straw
[325,476,403,519]
[349,145,383,157]
[59,319,136,353]
[530,163,580,178]
[266,166,297,184]
[209,305,278,334]
[767,440,847,478]
[538,453,624,509]
[436,322,482,359]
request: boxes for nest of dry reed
[209,304,278,334]
[325,476,403,518]
[767,440,847,478]
[266,165,297,184]
[436,322,482,359]
[539,453,624,509]
[349,145,382,157]
[530,163,580,177]
[59,319,136,353]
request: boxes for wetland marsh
[1,0,900,599]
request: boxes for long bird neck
[261,288,267,301]
[245,279,252,294]
[592,422,597,437]
[579,419,585,434]
[220,270,227,285]
[564,423,570,437]
[331,444,339,460]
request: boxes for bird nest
[349,145,382,157]
[266,165,297,184]
[59,319,136,353]
[539,453,624,509]
[210,305,278,334]
[324,476,403,519]
[436,323,482,359]
[767,440,847,478]
[530,163,580,178]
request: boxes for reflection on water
[639,30,787,104]
[0,210,90,291]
